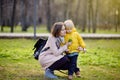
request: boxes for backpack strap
[40,47,50,53]
[32,47,35,50]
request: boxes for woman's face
[59,25,66,37]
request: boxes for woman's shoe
[45,68,58,79]
[75,71,81,77]
[68,75,73,80]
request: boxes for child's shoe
[68,75,73,80]
[45,68,58,79]
[75,71,81,77]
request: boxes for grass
[0,25,49,33]
[0,39,120,80]
[0,25,120,34]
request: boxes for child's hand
[78,47,84,51]
[78,47,87,53]
[83,48,87,53]
[65,49,69,54]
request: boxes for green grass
[0,25,49,33]
[0,25,120,34]
[0,39,120,80]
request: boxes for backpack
[33,38,48,60]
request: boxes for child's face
[66,27,72,33]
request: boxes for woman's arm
[48,37,68,56]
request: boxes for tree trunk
[0,0,3,32]
[81,0,87,32]
[33,0,37,39]
[63,0,68,20]
[46,0,51,32]
[11,0,16,33]
[88,0,92,33]
[0,0,1,26]
[92,0,98,33]
[75,0,81,26]
[21,0,29,31]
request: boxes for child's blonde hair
[64,19,75,29]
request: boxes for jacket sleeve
[49,37,67,56]
[76,32,86,48]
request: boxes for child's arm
[78,47,87,53]
[76,32,86,48]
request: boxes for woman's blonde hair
[64,19,75,29]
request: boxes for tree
[11,0,16,33]
[46,0,51,32]
[109,0,120,32]
[21,0,30,31]
[88,0,93,33]
[0,0,4,32]
[92,0,99,33]
[63,0,68,20]
[81,0,87,32]
[33,0,37,39]
[75,0,81,26]
[0,0,1,25]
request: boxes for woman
[38,22,71,79]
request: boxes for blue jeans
[68,55,80,75]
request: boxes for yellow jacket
[64,28,86,53]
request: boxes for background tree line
[0,0,120,33]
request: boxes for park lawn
[1,25,120,34]
[0,39,120,80]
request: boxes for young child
[64,19,86,80]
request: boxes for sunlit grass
[0,39,120,80]
[0,25,49,33]
[0,25,120,34]
[77,28,120,34]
